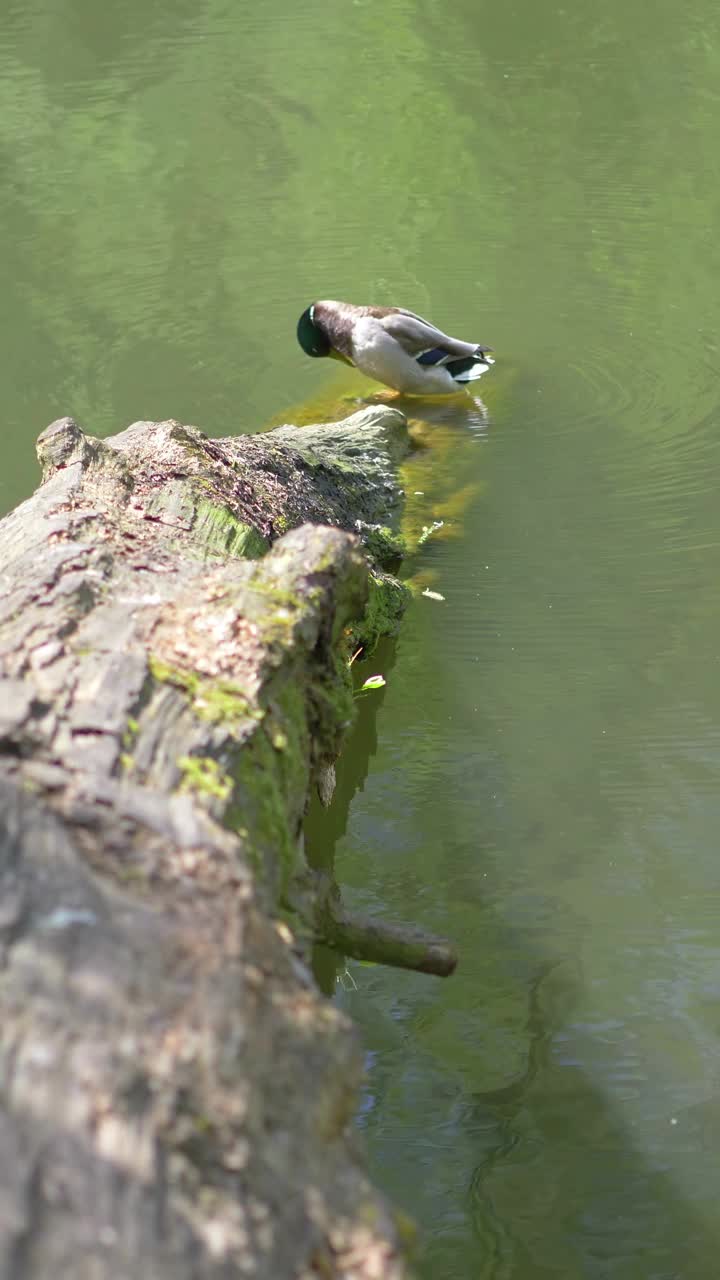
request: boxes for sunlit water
[4,1,720,1275]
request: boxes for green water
[4,1,720,1275]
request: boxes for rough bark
[0,409,416,1280]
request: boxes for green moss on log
[356,523,408,568]
[194,498,268,560]
[225,690,310,897]
[178,755,233,802]
[349,572,412,655]
[148,657,262,726]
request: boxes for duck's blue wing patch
[416,347,449,367]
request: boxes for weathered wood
[0,409,415,1280]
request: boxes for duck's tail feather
[445,350,495,383]
[416,343,494,381]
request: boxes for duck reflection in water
[350,389,490,435]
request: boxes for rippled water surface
[4,1,720,1275]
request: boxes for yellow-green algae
[148,657,262,725]
[149,646,353,899]
[178,755,233,801]
[193,497,268,560]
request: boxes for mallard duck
[296,300,494,396]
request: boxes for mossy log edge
[0,408,426,1280]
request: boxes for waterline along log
[0,407,454,1278]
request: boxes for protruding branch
[315,881,458,977]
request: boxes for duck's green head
[296,304,331,358]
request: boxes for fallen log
[0,408,426,1279]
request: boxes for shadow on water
[305,637,401,874]
[306,636,400,998]
[320,731,720,1280]
[310,720,698,1278]
[452,962,720,1279]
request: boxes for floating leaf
[361,674,386,691]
